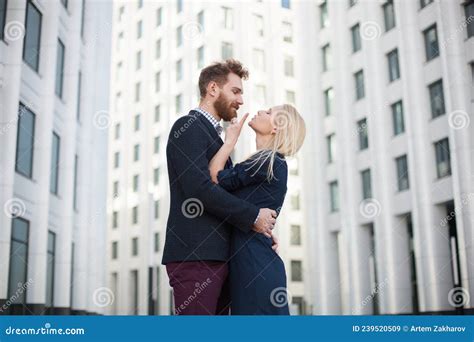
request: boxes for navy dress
[217,151,290,315]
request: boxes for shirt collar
[194,107,223,135]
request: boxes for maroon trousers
[166,261,230,315]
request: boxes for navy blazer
[162,110,259,264]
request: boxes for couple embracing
[162,59,306,315]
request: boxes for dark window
[357,118,369,150]
[434,138,451,178]
[15,103,35,178]
[423,24,439,61]
[8,218,29,313]
[329,181,339,212]
[420,0,434,9]
[0,0,7,41]
[429,79,445,118]
[465,1,474,38]
[50,132,60,194]
[281,0,290,9]
[351,23,361,52]
[46,231,56,309]
[291,260,303,281]
[391,100,405,135]
[73,155,78,210]
[387,48,400,81]
[396,155,409,191]
[383,0,396,31]
[23,0,42,71]
[354,70,365,100]
[55,39,65,98]
[361,168,372,199]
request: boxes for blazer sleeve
[167,118,259,233]
[217,161,269,192]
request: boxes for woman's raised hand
[224,113,249,147]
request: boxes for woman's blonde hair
[245,104,306,181]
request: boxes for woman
[209,104,306,315]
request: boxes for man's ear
[208,81,218,97]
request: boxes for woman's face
[248,106,280,135]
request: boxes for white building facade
[296,0,473,315]
[0,0,112,315]
[107,0,308,315]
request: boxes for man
[162,59,277,315]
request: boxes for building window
[133,174,139,192]
[133,144,140,162]
[176,94,182,114]
[155,39,161,59]
[156,7,162,26]
[45,231,56,310]
[387,48,400,82]
[115,123,120,140]
[281,0,290,9]
[354,70,365,100]
[76,71,82,121]
[291,260,302,281]
[420,0,434,9]
[253,48,265,71]
[177,0,183,13]
[434,138,451,178]
[0,0,7,41]
[8,218,30,313]
[197,46,204,68]
[112,241,118,259]
[73,155,78,210]
[221,42,233,59]
[329,181,339,212]
[50,132,60,195]
[132,206,139,224]
[80,0,85,38]
[15,103,36,178]
[465,1,474,38]
[135,82,141,102]
[320,0,329,28]
[349,0,357,7]
[391,100,405,135]
[55,39,65,98]
[322,44,331,72]
[154,168,160,185]
[176,25,183,47]
[429,79,445,118]
[134,114,140,131]
[197,10,204,31]
[117,32,123,51]
[113,181,119,197]
[291,193,300,211]
[114,151,120,168]
[222,7,233,30]
[155,105,161,122]
[292,296,304,315]
[137,20,142,39]
[423,24,439,61]
[138,0,143,9]
[396,155,409,191]
[154,232,160,252]
[154,136,160,154]
[154,200,160,219]
[351,23,361,52]
[383,0,396,31]
[361,169,372,199]
[283,21,292,43]
[290,225,301,245]
[357,118,369,150]
[131,270,139,315]
[254,14,264,37]
[286,90,296,104]
[23,0,42,72]
[155,72,161,92]
[118,6,124,21]
[324,87,334,116]
[176,60,182,81]
[132,238,138,256]
[327,133,336,163]
[136,50,142,70]
[284,56,294,77]
[112,211,118,228]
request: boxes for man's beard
[214,93,238,122]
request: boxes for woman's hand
[224,113,249,147]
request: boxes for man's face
[213,73,244,122]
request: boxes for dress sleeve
[217,161,269,191]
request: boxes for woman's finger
[239,113,249,127]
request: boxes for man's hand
[253,208,277,238]
[271,233,279,253]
